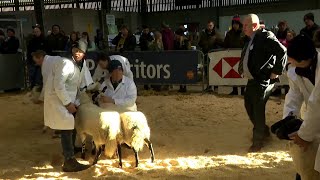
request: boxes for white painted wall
[219,9,320,36]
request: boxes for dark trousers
[244,80,274,143]
[61,129,77,160]
[27,64,42,88]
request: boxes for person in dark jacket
[161,22,175,50]
[224,15,244,49]
[300,13,320,40]
[276,20,289,43]
[0,30,5,53]
[112,25,136,52]
[2,28,19,54]
[139,25,154,51]
[27,25,47,88]
[174,28,191,93]
[239,14,287,152]
[46,24,68,55]
[198,20,224,92]
[65,31,79,52]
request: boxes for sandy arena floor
[0,92,295,180]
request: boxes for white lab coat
[39,55,62,101]
[44,57,83,130]
[92,55,133,82]
[99,75,137,112]
[283,52,320,172]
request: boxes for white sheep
[118,111,155,167]
[75,92,122,165]
[289,140,320,180]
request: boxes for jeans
[61,129,77,160]
[244,80,274,143]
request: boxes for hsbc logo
[213,57,241,78]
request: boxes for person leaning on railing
[174,28,191,93]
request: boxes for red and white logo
[213,57,241,78]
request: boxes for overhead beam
[33,0,45,31]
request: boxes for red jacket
[161,28,174,50]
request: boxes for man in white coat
[98,60,137,112]
[32,50,61,103]
[283,34,320,179]
[92,53,133,82]
[44,41,91,172]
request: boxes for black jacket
[46,33,68,55]
[112,33,136,52]
[27,35,46,64]
[2,36,19,54]
[300,24,320,40]
[242,29,287,85]
[139,33,154,51]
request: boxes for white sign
[208,50,288,86]
[106,15,115,25]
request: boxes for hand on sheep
[289,132,311,152]
[66,103,77,114]
[100,96,115,104]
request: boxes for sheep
[289,140,320,180]
[118,111,155,167]
[271,115,320,180]
[75,92,122,165]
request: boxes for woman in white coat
[283,35,320,179]
[44,41,91,172]
[98,60,137,112]
[92,53,133,82]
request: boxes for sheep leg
[81,141,86,160]
[133,148,139,167]
[91,141,96,155]
[92,146,102,165]
[117,144,123,168]
[145,139,155,163]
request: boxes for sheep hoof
[81,154,86,160]
[92,160,98,165]
[118,162,123,168]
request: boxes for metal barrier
[0,53,25,91]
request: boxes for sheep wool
[120,111,151,152]
[289,139,320,180]
[76,92,121,158]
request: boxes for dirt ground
[0,92,295,180]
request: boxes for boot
[62,158,91,172]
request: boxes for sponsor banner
[84,51,200,84]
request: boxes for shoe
[62,158,91,172]
[204,86,213,92]
[248,142,263,152]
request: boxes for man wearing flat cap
[98,60,137,112]
[43,41,93,172]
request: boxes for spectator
[46,24,68,55]
[139,25,154,51]
[27,25,46,89]
[174,28,191,93]
[149,31,164,52]
[277,20,289,45]
[161,22,174,50]
[0,29,5,53]
[112,25,136,52]
[94,29,105,50]
[224,15,244,48]
[198,20,224,92]
[314,29,320,48]
[81,32,96,52]
[148,31,164,91]
[239,14,286,152]
[259,20,266,29]
[300,13,320,39]
[2,28,19,54]
[65,31,79,52]
[282,30,296,48]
